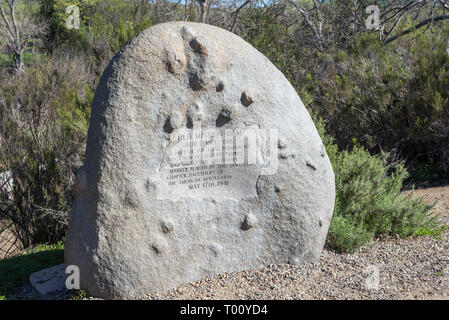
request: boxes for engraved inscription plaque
[152,125,274,200]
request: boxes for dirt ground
[406,185,449,225]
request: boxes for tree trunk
[198,0,209,23]
[13,50,25,75]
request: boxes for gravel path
[144,230,449,300]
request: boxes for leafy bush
[326,215,374,253]
[0,55,92,249]
[314,119,443,252]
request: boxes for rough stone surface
[29,264,66,295]
[65,21,335,299]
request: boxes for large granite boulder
[65,21,335,299]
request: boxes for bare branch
[385,14,449,44]
[0,1,15,43]
[0,0,47,73]
[288,0,324,52]
[229,0,251,32]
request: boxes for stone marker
[29,264,66,295]
[65,21,335,299]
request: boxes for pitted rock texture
[64,21,335,299]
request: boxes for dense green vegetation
[0,0,447,267]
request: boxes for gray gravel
[143,231,449,300]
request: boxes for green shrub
[315,118,443,253]
[327,215,374,253]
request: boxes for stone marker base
[29,264,66,295]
